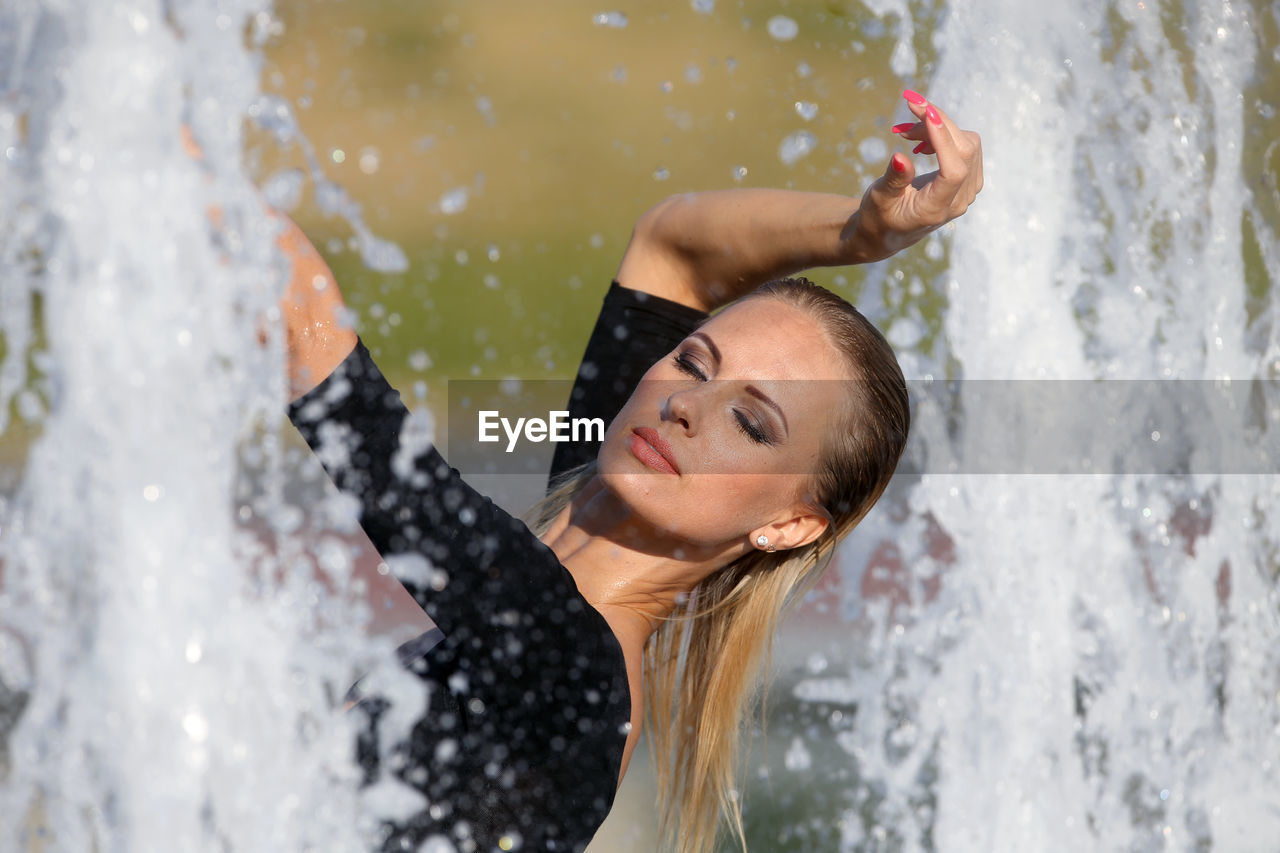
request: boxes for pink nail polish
[903,89,927,106]
[891,153,907,172]
[913,142,927,154]
[891,123,914,134]
[926,104,943,126]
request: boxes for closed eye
[734,410,771,444]
[672,352,707,381]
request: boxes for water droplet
[653,167,670,181]
[357,231,408,273]
[435,738,458,762]
[731,165,748,182]
[684,64,703,84]
[767,15,799,41]
[691,0,715,13]
[185,639,203,664]
[784,737,811,771]
[592,11,628,28]
[778,130,816,165]
[143,484,163,502]
[486,244,501,262]
[439,186,469,215]
[796,60,812,78]
[659,80,674,93]
[358,146,380,175]
[795,101,818,121]
[858,136,888,163]
[262,168,304,211]
[330,148,345,164]
[183,711,210,743]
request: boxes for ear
[750,506,830,553]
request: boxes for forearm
[276,215,358,401]
[615,189,869,313]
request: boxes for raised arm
[276,215,358,401]
[615,91,982,312]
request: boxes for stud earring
[756,534,769,548]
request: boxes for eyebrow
[688,331,721,364]
[746,385,789,438]
[689,331,790,438]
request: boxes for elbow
[631,192,698,252]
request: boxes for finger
[902,89,929,121]
[891,121,926,141]
[879,151,916,193]
[920,101,968,188]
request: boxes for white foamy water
[827,0,1280,850]
[0,2,410,849]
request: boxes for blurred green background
[258,0,948,394]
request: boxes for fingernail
[891,123,914,134]
[926,104,943,126]
[903,89,927,106]
[912,142,927,154]
[891,153,907,172]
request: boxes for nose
[663,386,699,435]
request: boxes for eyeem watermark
[478,410,604,453]
[448,378,1280,475]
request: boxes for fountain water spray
[0,2,415,849]
[827,0,1280,849]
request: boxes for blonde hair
[526,277,909,853]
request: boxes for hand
[844,91,983,264]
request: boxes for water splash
[0,1,406,849]
[826,0,1280,849]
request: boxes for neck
[540,475,745,639]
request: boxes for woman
[285,91,981,852]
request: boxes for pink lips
[629,427,680,474]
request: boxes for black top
[289,282,708,852]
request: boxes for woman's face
[597,297,854,549]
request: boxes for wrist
[838,210,883,265]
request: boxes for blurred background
[257,0,948,389]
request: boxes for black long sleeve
[286,282,706,852]
[289,343,630,851]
